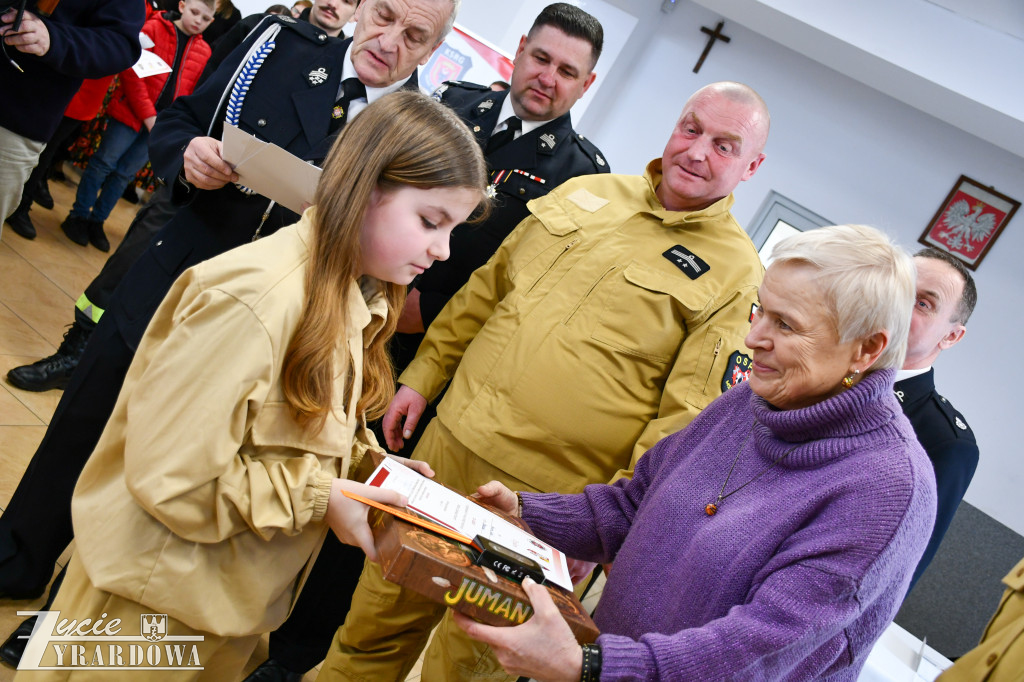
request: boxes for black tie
[329,77,367,134]
[486,116,522,154]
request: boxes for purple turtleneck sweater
[523,368,937,681]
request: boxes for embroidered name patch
[662,245,709,279]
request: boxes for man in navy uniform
[386,2,609,451]
[252,5,610,681]
[897,246,979,591]
[0,0,458,668]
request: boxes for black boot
[121,184,140,204]
[87,219,109,252]
[6,321,91,392]
[60,214,90,246]
[0,616,36,668]
[32,179,54,210]
[3,204,36,238]
[243,659,304,682]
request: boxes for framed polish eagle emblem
[919,175,1019,270]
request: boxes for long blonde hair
[282,91,489,432]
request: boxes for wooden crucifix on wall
[693,21,730,73]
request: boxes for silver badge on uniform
[955,416,967,430]
[539,133,556,149]
[596,153,606,167]
[307,67,329,86]
[431,83,449,102]
[478,99,495,112]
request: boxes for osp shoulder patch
[722,351,752,391]
[663,245,710,280]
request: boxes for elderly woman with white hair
[459,224,938,682]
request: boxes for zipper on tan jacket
[526,237,580,296]
[701,337,723,389]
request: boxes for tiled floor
[0,169,603,681]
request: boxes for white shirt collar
[340,45,409,120]
[493,96,554,138]
[895,366,931,383]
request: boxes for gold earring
[841,369,860,389]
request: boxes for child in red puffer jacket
[61,0,213,252]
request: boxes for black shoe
[6,321,91,392]
[32,180,54,210]
[121,184,140,204]
[4,208,36,240]
[243,658,304,682]
[0,616,36,668]
[87,220,109,252]
[60,214,90,246]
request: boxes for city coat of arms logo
[141,614,168,642]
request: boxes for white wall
[458,0,1024,534]
[234,0,275,17]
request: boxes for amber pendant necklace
[705,423,800,516]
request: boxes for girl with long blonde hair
[28,91,488,681]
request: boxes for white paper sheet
[365,458,573,590]
[132,50,172,78]
[220,123,321,214]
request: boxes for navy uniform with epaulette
[0,15,416,603]
[139,16,416,347]
[895,368,979,590]
[389,80,610,374]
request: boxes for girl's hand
[324,479,407,562]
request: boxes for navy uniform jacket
[390,81,610,371]
[897,368,979,590]
[114,16,415,349]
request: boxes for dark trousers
[9,116,83,220]
[0,316,133,596]
[31,117,82,191]
[75,184,178,330]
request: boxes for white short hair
[442,0,460,40]
[769,224,914,371]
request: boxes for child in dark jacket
[62,0,213,251]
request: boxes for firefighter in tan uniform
[318,80,772,682]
